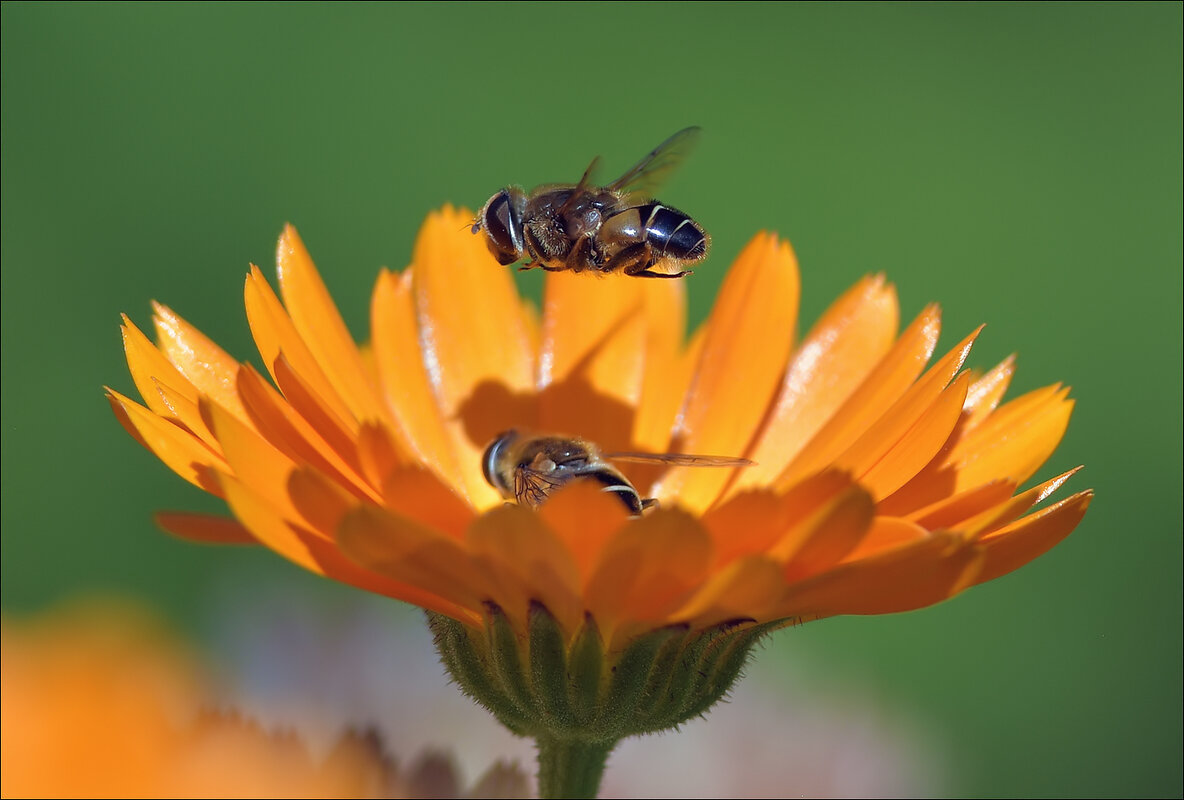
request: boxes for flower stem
[535,736,615,799]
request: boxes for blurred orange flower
[0,601,527,799]
[108,207,1090,648]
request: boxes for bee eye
[481,436,504,489]
[482,430,517,493]
[479,191,523,265]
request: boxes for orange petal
[778,530,982,619]
[379,465,476,541]
[154,512,256,544]
[275,225,387,424]
[370,268,467,497]
[902,479,1019,530]
[539,271,645,398]
[151,303,249,424]
[520,296,542,360]
[963,355,1015,430]
[655,233,801,512]
[631,325,704,454]
[411,207,534,410]
[150,378,220,453]
[108,389,150,450]
[411,209,534,506]
[243,264,357,428]
[236,365,374,500]
[776,306,944,489]
[200,397,301,521]
[107,390,223,495]
[944,384,1074,491]
[270,354,365,469]
[538,272,646,451]
[466,505,583,636]
[217,474,322,574]
[673,556,788,628]
[221,475,474,622]
[286,466,358,539]
[841,516,932,563]
[536,482,632,588]
[699,492,788,568]
[336,504,491,622]
[973,490,1093,585]
[584,507,713,645]
[733,274,899,494]
[632,279,688,451]
[958,467,1083,536]
[120,315,197,418]
[853,371,972,500]
[824,328,979,480]
[356,421,404,492]
[702,470,860,568]
[777,485,876,581]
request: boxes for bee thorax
[564,206,602,238]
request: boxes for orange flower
[109,206,1090,648]
[1,601,528,798]
[109,207,1091,796]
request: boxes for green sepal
[485,601,535,718]
[529,600,573,726]
[427,605,783,798]
[676,618,755,721]
[593,624,686,737]
[429,606,775,741]
[682,619,780,720]
[630,625,692,726]
[565,614,604,728]
[426,610,530,735]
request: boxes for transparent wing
[558,155,602,215]
[602,452,754,468]
[513,466,567,508]
[607,126,702,200]
[572,156,601,194]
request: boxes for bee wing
[572,155,601,194]
[513,466,567,508]
[607,127,702,200]
[558,155,603,215]
[602,451,754,468]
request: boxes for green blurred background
[3,3,1180,796]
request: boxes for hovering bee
[481,430,752,515]
[472,127,709,279]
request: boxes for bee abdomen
[588,470,647,515]
[639,203,708,260]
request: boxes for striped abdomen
[634,203,708,260]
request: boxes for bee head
[481,429,520,495]
[476,189,525,266]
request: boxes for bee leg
[602,242,651,275]
[519,233,547,271]
[565,236,596,273]
[640,497,659,511]
[630,267,694,279]
[610,244,693,279]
